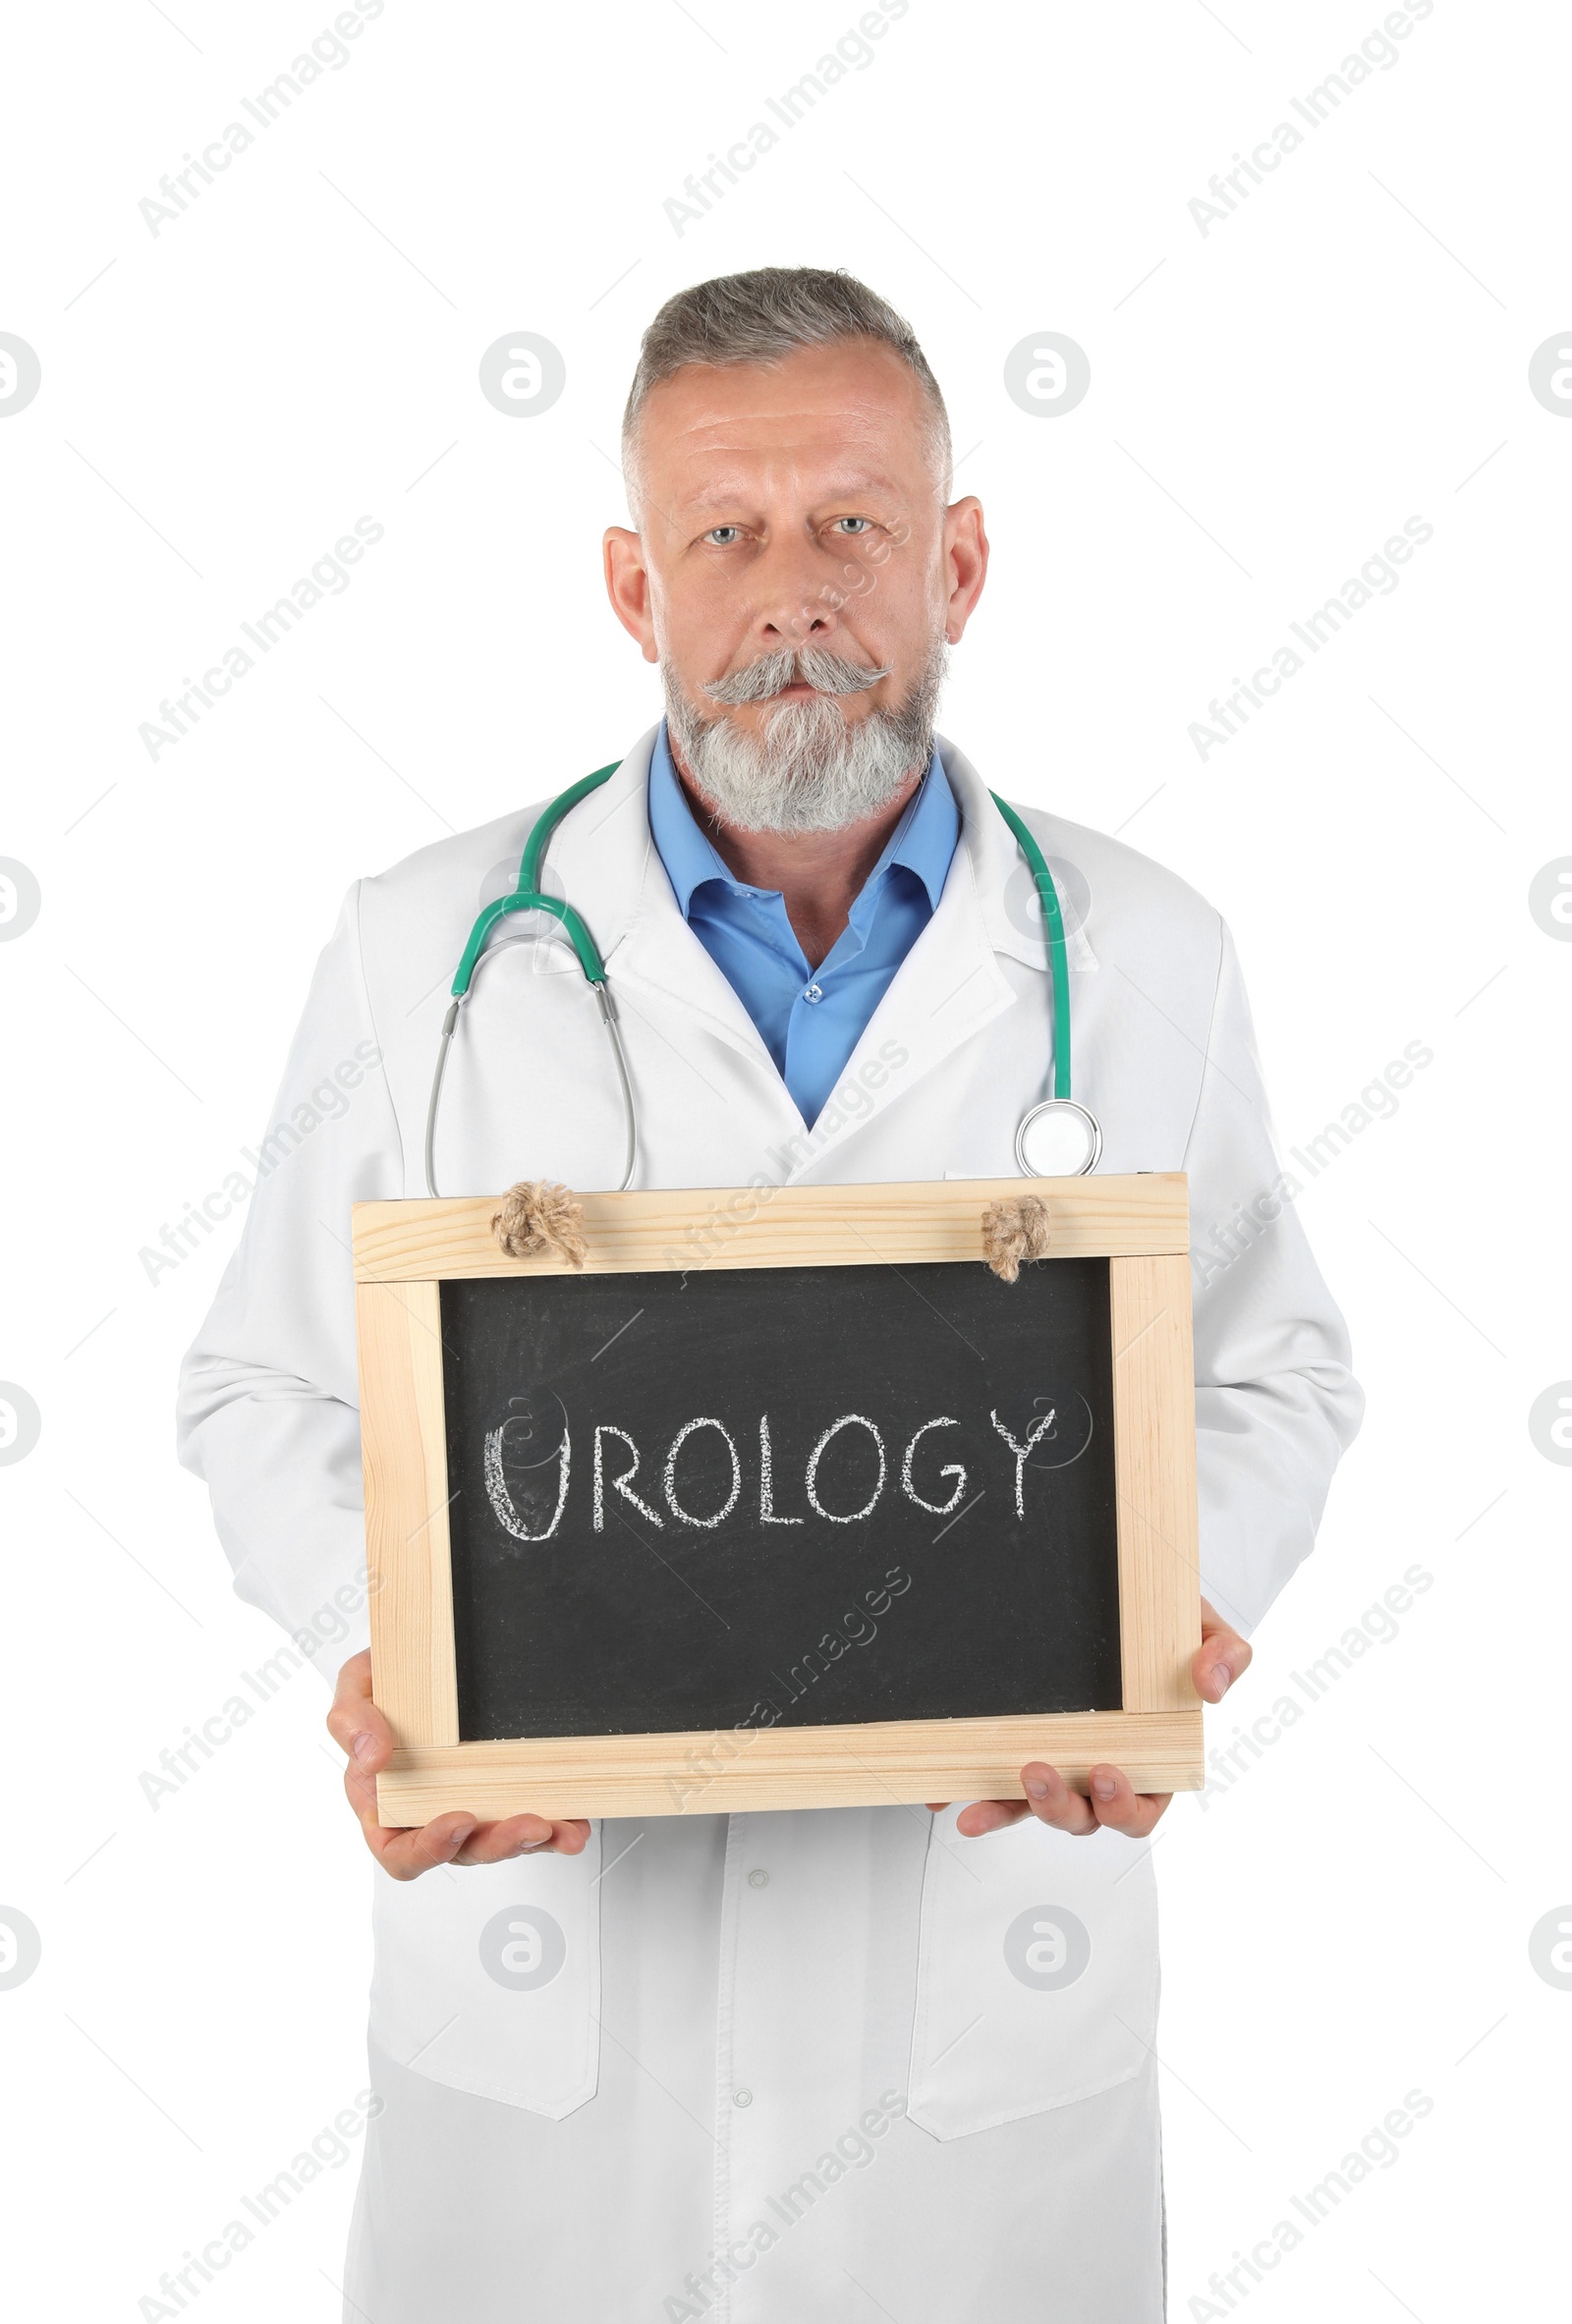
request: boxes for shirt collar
[646,718,957,922]
[646,721,736,919]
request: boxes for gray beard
[662,637,948,835]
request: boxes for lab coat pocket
[907,1809,1156,2139]
[368,1828,601,2116]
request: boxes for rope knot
[491,1180,589,1268]
[982,1195,1051,1284]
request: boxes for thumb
[327,1648,391,1772]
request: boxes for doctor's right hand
[328,1650,590,1880]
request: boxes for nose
[749,531,844,652]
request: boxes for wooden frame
[353,1176,1203,1822]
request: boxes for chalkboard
[440,1257,1121,1743]
[353,1178,1203,1819]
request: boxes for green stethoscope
[423,761,1100,1197]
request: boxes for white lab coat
[177,728,1362,2322]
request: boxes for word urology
[484,1403,1070,1544]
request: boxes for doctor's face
[603,339,988,830]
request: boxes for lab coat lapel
[547,725,786,1085]
[783,737,1023,1180]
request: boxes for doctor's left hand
[929,1599,1250,1842]
[328,1650,590,1880]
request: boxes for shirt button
[748,1868,768,1889]
[803,982,823,1005]
[733,2088,754,2108]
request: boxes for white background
[1,2,1567,2316]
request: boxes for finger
[1087,1763,1173,1838]
[365,1808,483,1883]
[924,1802,951,1813]
[327,1649,392,1774]
[954,1798,1032,1838]
[1193,1602,1252,1704]
[449,1813,555,1864]
[338,1746,462,1862]
[453,1815,590,1865]
[1019,1763,1098,1836]
[337,1724,426,1830]
[340,1750,433,1861]
[341,1731,591,1867]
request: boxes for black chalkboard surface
[439,1256,1120,1744]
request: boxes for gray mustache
[702,646,893,705]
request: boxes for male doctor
[179,267,1362,2321]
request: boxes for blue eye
[705,526,741,545]
[836,517,871,534]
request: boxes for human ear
[940,497,989,644]
[603,526,659,664]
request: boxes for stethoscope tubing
[424,759,1091,1197]
[424,973,637,1199]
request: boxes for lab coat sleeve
[176,884,402,1679]
[1181,919,1364,1636]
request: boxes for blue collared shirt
[646,719,960,1127]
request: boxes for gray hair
[622,266,952,512]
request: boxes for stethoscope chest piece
[1015,1097,1102,1179]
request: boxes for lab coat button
[803,982,823,1004]
[733,2088,753,2107]
[747,1868,768,1888]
